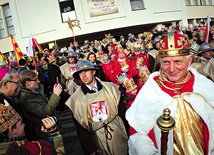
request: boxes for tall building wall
[1,0,212,54]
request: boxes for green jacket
[18,86,60,140]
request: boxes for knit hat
[0,67,9,81]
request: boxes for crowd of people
[0,22,214,155]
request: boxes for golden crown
[123,78,137,93]
[133,44,141,52]
[139,66,150,82]
[158,32,190,57]
[47,56,56,63]
[119,60,129,70]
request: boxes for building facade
[0,0,212,56]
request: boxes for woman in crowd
[87,52,106,81]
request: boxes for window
[3,4,15,36]
[185,0,190,5]
[0,12,5,39]
[188,19,194,25]
[208,0,213,5]
[196,19,202,24]
[130,0,145,11]
[192,0,198,5]
[59,0,76,23]
[199,0,206,5]
[3,52,9,58]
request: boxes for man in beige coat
[191,42,214,81]
[66,60,128,155]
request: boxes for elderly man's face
[6,72,21,97]
[160,56,192,82]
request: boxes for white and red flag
[27,31,34,57]
[204,14,210,43]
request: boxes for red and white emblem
[70,66,77,74]
[89,100,108,123]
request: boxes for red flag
[204,14,210,43]
[32,38,42,52]
[10,34,25,63]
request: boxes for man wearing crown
[126,32,214,154]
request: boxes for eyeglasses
[7,80,21,85]
[29,78,38,81]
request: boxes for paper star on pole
[67,17,81,30]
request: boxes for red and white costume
[126,67,214,155]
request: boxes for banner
[88,0,118,17]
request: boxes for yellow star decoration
[67,17,81,30]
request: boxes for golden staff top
[67,17,81,43]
